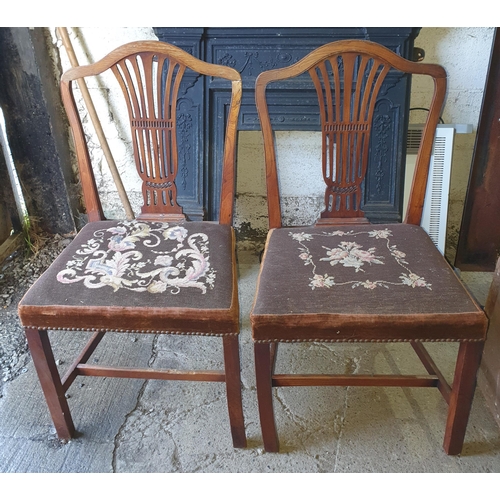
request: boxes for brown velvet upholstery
[252,224,486,342]
[250,40,488,456]
[19,221,238,334]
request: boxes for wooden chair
[251,40,487,455]
[18,41,246,448]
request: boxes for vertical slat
[162,59,175,182]
[157,57,168,182]
[342,55,356,190]
[352,55,369,122]
[116,60,141,119]
[366,63,390,120]
[359,59,380,122]
[130,55,148,119]
[354,57,369,187]
[309,67,330,183]
[343,53,354,124]
[332,57,342,187]
[138,54,161,182]
[169,63,185,180]
[319,61,334,124]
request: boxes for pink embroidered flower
[290,232,313,242]
[351,247,384,264]
[309,274,335,289]
[400,272,432,289]
[391,249,406,259]
[321,241,383,272]
[361,280,378,289]
[368,228,392,239]
[323,247,349,264]
[340,241,361,250]
[299,252,310,260]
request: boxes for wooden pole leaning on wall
[57,27,135,221]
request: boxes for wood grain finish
[25,328,75,441]
[251,40,485,456]
[21,41,246,449]
[255,39,446,229]
[61,40,241,224]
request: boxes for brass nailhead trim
[253,338,483,343]
[27,326,238,337]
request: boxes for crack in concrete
[333,386,349,473]
[111,333,159,472]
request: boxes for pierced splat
[254,41,445,230]
[309,53,390,224]
[112,53,186,221]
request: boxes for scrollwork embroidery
[57,221,216,295]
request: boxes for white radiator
[403,124,470,255]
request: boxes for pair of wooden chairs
[18,39,487,455]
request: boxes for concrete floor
[1,249,500,473]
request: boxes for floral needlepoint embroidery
[57,221,216,294]
[289,228,432,290]
[320,241,384,272]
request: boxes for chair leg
[254,342,279,452]
[222,336,247,448]
[24,328,75,441]
[443,341,484,455]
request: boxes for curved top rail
[256,39,446,88]
[62,40,242,83]
[254,39,447,229]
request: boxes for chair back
[61,41,242,225]
[255,40,446,228]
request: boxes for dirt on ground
[0,234,73,396]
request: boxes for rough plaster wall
[235,131,325,249]
[48,28,495,256]
[410,27,495,260]
[48,27,158,220]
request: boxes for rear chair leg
[254,342,279,452]
[443,341,484,455]
[25,328,75,441]
[223,336,247,448]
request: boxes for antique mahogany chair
[251,40,487,454]
[18,41,246,448]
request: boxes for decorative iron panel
[154,27,420,222]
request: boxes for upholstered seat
[252,224,486,342]
[19,221,238,334]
